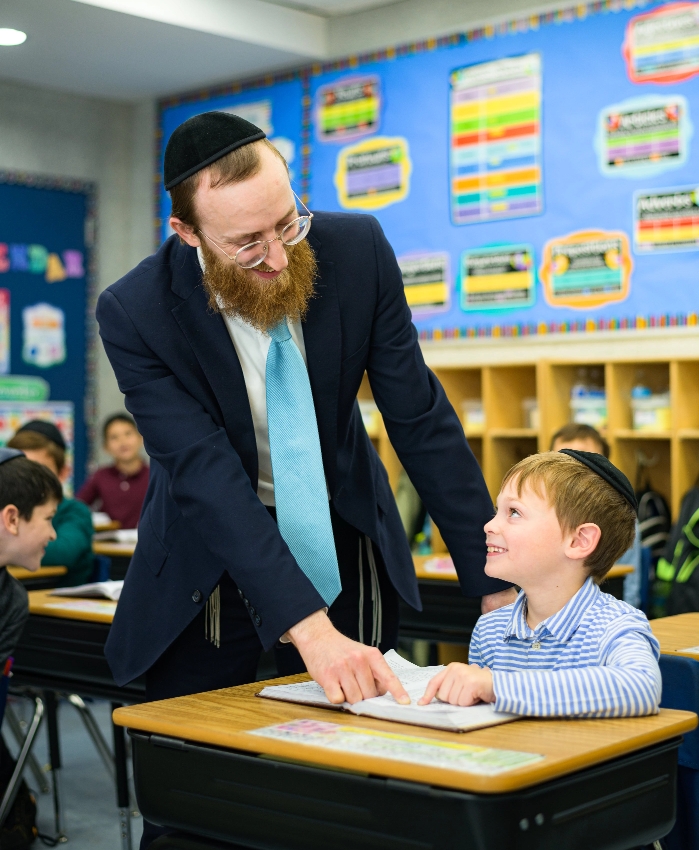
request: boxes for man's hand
[481,587,517,614]
[418,663,495,707]
[288,610,410,706]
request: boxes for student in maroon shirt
[77,414,149,529]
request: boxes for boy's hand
[418,663,495,707]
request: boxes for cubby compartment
[434,368,483,436]
[483,365,538,433]
[608,362,671,435]
[543,363,607,447]
[485,436,538,499]
[613,437,672,509]
[673,437,699,517]
[673,361,699,435]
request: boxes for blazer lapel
[170,248,259,487]
[303,245,341,495]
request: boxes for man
[99,112,513,843]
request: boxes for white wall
[0,78,156,466]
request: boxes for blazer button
[249,607,256,617]
[192,590,202,603]
[254,615,262,626]
[238,589,244,599]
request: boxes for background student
[7,421,94,587]
[0,448,63,666]
[77,413,149,529]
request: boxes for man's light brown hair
[502,451,636,582]
[8,430,65,474]
[170,139,288,232]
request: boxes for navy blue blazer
[98,212,506,686]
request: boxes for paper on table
[93,529,138,544]
[50,580,123,601]
[681,645,699,654]
[43,599,117,615]
[258,649,516,732]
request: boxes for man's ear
[565,522,601,562]
[169,217,201,248]
[0,505,21,536]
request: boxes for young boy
[419,450,661,716]
[77,413,148,529]
[0,448,62,666]
[8,421,93,587]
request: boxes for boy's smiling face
[1,499,58,572]
[484,477,571,590]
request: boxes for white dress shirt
[197,248,308,507]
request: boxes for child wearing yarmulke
[419,450,661,716]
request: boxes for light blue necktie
[266,319,342,606]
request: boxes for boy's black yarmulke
[17,420,66,451]
[164,112,266,191]
[0,448,24,466]
[559,449,638,512]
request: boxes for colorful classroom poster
[398,253,450,314]
[634,186,699,251]
[597,95,691,177]
[623,2,699,84]
[334,137,411,209]
[0,400,74,494]
[460,244,535,311]
[450,53,542,225]
[22,303,66,368]
[221,100,273,134]
[0,290,8,375]
[315,76,381,142]
[539,230,633,309]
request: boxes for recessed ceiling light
[0,29,27,46]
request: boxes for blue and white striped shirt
[469,577,662,717]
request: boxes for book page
[50,580,123,601]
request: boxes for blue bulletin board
[159,0,699,340]
[0,172,96,490]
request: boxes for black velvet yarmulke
[559,449,638,512]
[164,111,266,190]
[17,420,67,451]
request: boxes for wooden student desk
[650,613,699,661]
[93,540,136,581]
[114,680,696,850]
[13,589,145,850]
[400,556,633,646]
[7,565,68,590]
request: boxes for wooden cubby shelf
[359,356,699,526]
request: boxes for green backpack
[652,487,699,618]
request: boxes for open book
[93,529,138,544]
[258,650,516,732]
[50,580,123,602]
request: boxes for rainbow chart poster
[623,2,699,84]
[450,54,542,225]
[597,95,691,177]
[315,76,381,143]
[634,185,699,251]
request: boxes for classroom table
[114,678,696,850]
[12,589,145,850]
[93,540,136,581]
[7,565,68,590]
[399,556,633,646]
[651,613,699,661]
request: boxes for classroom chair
[658,654,699,850]
[0,661,45,829]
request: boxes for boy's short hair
[550,423,609,458]
[502,452,636,581]
[103,413,138,441]
[8,429,65,473]
[0,456,63,519]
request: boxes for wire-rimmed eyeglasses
[198,192,313,269]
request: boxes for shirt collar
[502,576,599,643]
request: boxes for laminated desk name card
[258,650,516,733]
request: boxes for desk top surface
[7,566,68,581]
[93,540,136,557]
[651,613,699,661]
[413,555,633,584]
[27,589,116,624]
[113,677,696,794]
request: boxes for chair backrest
[91,555,111,583]
[659,653,699,770]
[0,658,13,729]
